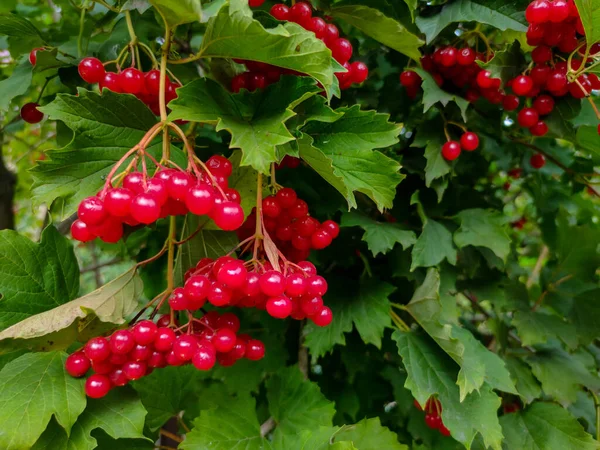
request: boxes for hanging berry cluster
[414,398,451,437]
[177,255,333,324]
[71,131,244,244]
[78,57,181,116]
[232,1,368,92]
[66,311,265,398]
[237,187,340,261]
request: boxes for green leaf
[527,347,600,405]
[198,5,340,99]
[422,137,451,187]
[477,40,526,84]
[32,90,162,219]
[415,0,528,44]
[31,387,148,450]
[332,418,408,449]
[0,60,32,111]
[267,366,336,448]
[512,311,578,349]
[291,95,343,128]
[329,5,423,60]
[0,268,142,351]
[0,351,86,450]
[410,219,457,271]
[149,0,201,27]
[500,402,598,450]
[574,0,600,45]
[576,125,600,159]
[303,277,394,358]
[569,289,600,345]
[300,105,403,211]
[341,211,416,256]
[393,332,503,450]
[413,68,469,121]
[0,226,79,330]
[555,214,600,282]
[132,365,209,431]
[180,393,269,450]
[169,76,317,173]
[504,357,542,405]
[453,209,511,262]
[406,269,516,399]
[0,13,45,41]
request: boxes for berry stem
[77,3,87,58]
[446,120,468,132]
[138,42,159,69]
[390,309,410,332]
[159,25,172,122]
[92,0,120,12]
[166,215,177,294]
[253,172,264,260]
[125,11,138,45]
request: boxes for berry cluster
[78,57,180,115]
[65,312,265,398]
[232,2,368,92]
[414,398,450,437]
[441,130,480,161]
[71,156,244,243]
[179,255,333,324]
[237,187,340,261]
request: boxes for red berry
[119,68,145,94]
[400,70,421,88]
[245,340,265,360]
[533,94,555,115]
[167,171,193,201]
[154,327,176,352]
[266,295,293,318]
[526,0,551,23]
[78,57,105,84]
[192,343,217,370]
[425,414,442,429]
[441,141,461,161]
[148,351,167,368]
[476,70,494,89]
[311,229,332,249]
[123,171,145,194]
[249,0,265,7]
[530,65,551,86]
[84,337,110,362]
[530,120,548,136]
[78,196,107,225]
[20,102,44,124]
[231,74,248,93]
[85,374,111,398]
[456,47,476,65]
[130,344,152,361]
[263,197,282,218]
[212,201,244,231]
[530,153,546,168]
[104,188,133,217]
[99,72,122,93]
[459,132,479,151]
[169,287,188,311]
[270,4,290,20]
[307,275,327,296]
[517,108,539,128]
[439,47,457,67]
[550,0,570,22]
[350,61,369,84]
[531,46,552,63]
[312,306,333,326]
[71,220,95,242]
[260,270,286,296]
[285,273,307,297]
[131,193,161,224]
[546,71,567,92]
[109,329,136,355]
[186,184,215,215]
[512,75,534,96]
[275,187,297,208]
[207,282,233,306]
[331,38,353,64]
[322,23,339,44]
[184,275,210,308]
[439,424,451,436]
[65,352,91,378]
[301,295,323,315]
[132,320,158,345]
[289,2,312,26]
[213,328,237,353]
[173,335,199,361]
[307,17,327,39]
[122,361,147,380]
[502,94,520,111]
[207,155,233,177]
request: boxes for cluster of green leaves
[0,0,600,449]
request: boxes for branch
[81,257,121,273]
[260,417,276,437]
[526,245,549,289]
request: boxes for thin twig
[160,429,182,443]
[260,417,276,437]
[526,245,549,289]
[81,257,121,273]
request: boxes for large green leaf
[0,13,45,40]
[31,388,148,450]
[197,4,340,99]
[504,357,542,405]
[329,5,423,60]
[569,289,600,345]
[453,209,511,262]
[303,277,394,358]
[332,418,408,449]
[415,0,528,44]
[500,402,597,450]
[512,311,578,349]
[169,77,317,173]
[412,68,469,121]
[394,332,503,450]
[341,211,416,256]
[574,0,600,45]
[300,106,403,211]
[406,269,516,399]
[410,219,457,271]
[32,90,162,219]
[0,60,32,111]
[180,393,270,450]
[267,366,336,448]
[0,268,142,351]
[0,226,79,330]
[0,351,86,450]
[576,125,600,160]
[149,0,202,27]
[421,135,451,187]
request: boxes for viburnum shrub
[1,0,600,449]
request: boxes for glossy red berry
[301,295,323,315]
[192,343,217,370]
[456,47,476,65]
[212,201,244,231]
[331,38,353,64]
[425,413,442,429]
[104,188,133,217]
[208,282,233,306]
[71,220,95,242]
[526,0,551,23]
[312,306,333,326]
[20,102,44,124]
[186,184,215,215]
[85,374,111,398]
[130,193,161,224]
[184,275,210,307]
[530,153,546,169]
[549,0,570,22]
[78,197,107,225]
[289,2,312,26]
[84,337,111,362]
[460,132,479,151]
[154,327,176,352]
[249,0,265,7]
[270,3,290,20]
[169,287,188,311]
[350,61,369,84]
[502,94,520,111]
[213,328,237,353]
[173,335,199,361]
[110,329,136,355]
[217,259,248,289]
[78,57,105,84]
[476,70,494,89]
[546,71,567,92]
[29,47,43,65]
[123,172,145,194]
[441,141,461,161]
[531,46,552,63]
[307,17,327,38]
[122,361,147,380]
[260,270,286,296]
[245,340,265,360]
[99,72,122,93]
[65,352,91,378]
[439,47,457,67]
[311,229,332,249]
[119,68,145,94]
[533,95,555,115]
[517,108,540,128]
[512,75,534,96]
[266,295,293,318]
[133,320,158,345]
[529,120,548,136]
